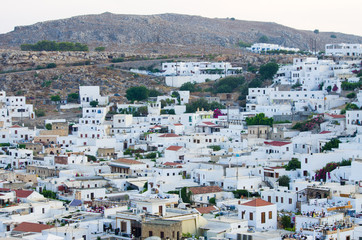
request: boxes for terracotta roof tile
[14,190,33,198]
[13,222,53,233]
[159,133,180,137]
[241,198,273,207]
[195,206,218,214]
[319,131,332,134]
[189,186,222,195]
[174,123,183,126]
[166,146,183,151]
[264,141,291,147]
[202,122,217,126]
[325,113,345,119]
[114,158,144,165]
[163,162,182,166]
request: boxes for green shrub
[21,40,88,51]
[346,92,356,98]
[35,109,45,117]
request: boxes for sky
[1,0,361,36]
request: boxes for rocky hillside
[0,13,361,53]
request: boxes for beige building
[142,219,182,240]
[26,165,59,178]
[39,122,68,136]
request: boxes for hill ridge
[1,12,361,52]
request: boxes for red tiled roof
[10,125,22,128]
[174,123,183,126]
[150,125,162,129]
[163,162,182,166]
[114,158,144,165]
[325,113,345,119]
[189,186,222,195]
[14,190,33,198]
[0,188,11,192]
[241,198,273,207]
[264,141,291,147]
[319,131,332,134]
[196,206,218,214]
[166,146,183,151]
[202,122,217,126]
[159,133,180,138]
[13,222,53,233]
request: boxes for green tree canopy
[67,92,79,103]
[213,76,245,93]
[259,62,279,80]
[149,89,163,97]
[258,35,269,43]
[245,113,273,126]
[90,100,99,107]
[21,40,88,51]
[50,95,61,102]
[285,158,301,171]
[321,138,341,152]
[179,82,201,92]
[126,86,149,102]
[185,98,225,113]
[277,175,290,188]
[95,46,106,51]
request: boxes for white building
[247,43,300,53]
[237,198,277,231]
[79,86,109,107]
[162,62,242,87]
[325,43,362,57]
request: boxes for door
[159,205,163,216]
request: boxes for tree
[20,40,88,51]
[281,215,291,229]
[314,29,319,34]
[90,100,99,107]
[258,35,269,43]
[95,46,106,52]
[126,86,149,102]
[209,197,216,205]
[259,62,279,80]
[180,82,201,92]
[285,158,301,171]
[50,95,61,102]
[277,175,290,188]
[321,138,341,152]
[35,109,45,117]
[67,92,79,103]
[181,187,192,203]
[45,123,52,130]
[213,76,245,93]
[185,98,225,113]
[330,34,337,38]
[238,41,252,48]
[149,89,162,97]
[346,92,356,99]
[245,113,273,126]
[46,63,57,68]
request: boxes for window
[149,231,153,237]
[160,232,164,238]
[289,198,292,204]
[249,212,253,220]
[276,196,278,202]
[281,197,284,203]
[261,212,266,223]
[269,211,272,219]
